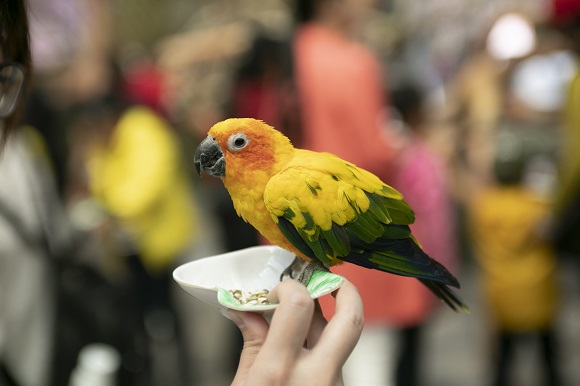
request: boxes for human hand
[228,279,364,386]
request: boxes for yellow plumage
[195,118,468,312]
[207,118,406,265]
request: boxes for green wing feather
[264,150,468,312]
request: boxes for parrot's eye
[227,133,250,151]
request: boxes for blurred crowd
[2,0,580,385]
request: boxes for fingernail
[227,309,245,328]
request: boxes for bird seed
[229,289,270,305]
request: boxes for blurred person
[551,2,580,260]
[468,135,561,386]
[383,84,459,386]
[291,1,458,384]
[230,278,364,386]
[69,82,199,385]
[0,1,77,386]
[445,12,540,206]
[2,2,136,385]
[467,20,569,386]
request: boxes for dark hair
[0,0,32,147]
[295,0,317,23]
[390,85,423,124]
[493,133,527,185]
[389,83,425,132]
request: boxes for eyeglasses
[0,62,24,118]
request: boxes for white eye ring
[227,133,250,151]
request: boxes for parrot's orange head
[194,118,294,179]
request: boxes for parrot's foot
[280,256,330,286]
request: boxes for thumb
[229,310,269,386]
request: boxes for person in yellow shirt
[72,95,199,384]
[86,105,198,274]
[468,138,561,386]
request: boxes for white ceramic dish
[173,245,343,313]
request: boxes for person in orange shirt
[293,0,396,178]
[292,1,458,384]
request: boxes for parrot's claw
[280,256,330,286]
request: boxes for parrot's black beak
[194,136,226,178]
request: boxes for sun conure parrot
[194,118,469,312]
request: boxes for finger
[259,280,314,361]
[312,280,364,367]
[306,299,327,348]
[229,311,270,386]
